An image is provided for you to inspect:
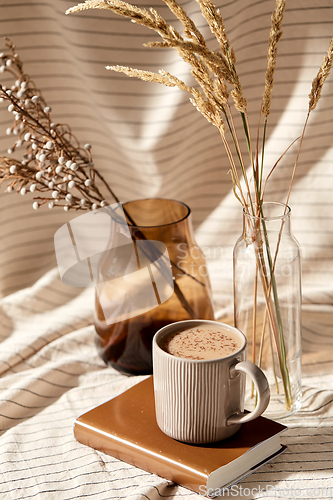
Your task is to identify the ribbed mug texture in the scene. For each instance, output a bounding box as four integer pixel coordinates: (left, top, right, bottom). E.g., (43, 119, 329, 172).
(153, 322, 246, 443)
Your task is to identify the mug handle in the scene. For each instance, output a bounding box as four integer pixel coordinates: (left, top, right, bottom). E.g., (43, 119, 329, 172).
(226, 360, 270, 425)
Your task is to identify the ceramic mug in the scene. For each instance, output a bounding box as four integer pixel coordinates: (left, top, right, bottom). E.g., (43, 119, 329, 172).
(153, 320, 270, 443)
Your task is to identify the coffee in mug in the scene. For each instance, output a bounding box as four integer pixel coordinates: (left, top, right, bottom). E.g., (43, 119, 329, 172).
(161, 324, 243, 360)
(153, 320, 270, 443)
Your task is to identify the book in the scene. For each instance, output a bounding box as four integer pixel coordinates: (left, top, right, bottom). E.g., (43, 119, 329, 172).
(73, 376, 287, 498)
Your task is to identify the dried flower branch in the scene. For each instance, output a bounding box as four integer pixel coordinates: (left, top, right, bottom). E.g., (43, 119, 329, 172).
(66, 0, 244, 134)
(65, 0, 333, 216)
(0, 38, 116, 212)
(308, 36, 333, 112)
(162, 0, 205, 46)
(261, 0, 286, 117)
(107, 65, 189, 89)
(196, 0, 246, 112)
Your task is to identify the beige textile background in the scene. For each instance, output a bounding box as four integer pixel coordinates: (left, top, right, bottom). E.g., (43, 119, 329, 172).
(0, 0, 333, 499)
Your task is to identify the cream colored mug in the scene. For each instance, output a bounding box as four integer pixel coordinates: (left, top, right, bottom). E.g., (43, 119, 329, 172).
(153, 320, 270, 443)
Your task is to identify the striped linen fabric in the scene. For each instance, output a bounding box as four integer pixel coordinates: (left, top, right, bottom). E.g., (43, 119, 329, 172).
(0, 0, 333, 498)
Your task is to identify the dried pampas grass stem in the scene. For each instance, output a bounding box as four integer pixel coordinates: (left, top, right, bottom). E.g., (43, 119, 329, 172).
(309, 36, 333, 112)
(261, 0, 286, 117)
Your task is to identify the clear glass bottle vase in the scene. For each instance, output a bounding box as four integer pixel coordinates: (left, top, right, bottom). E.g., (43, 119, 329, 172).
(233, 202, 302, 418)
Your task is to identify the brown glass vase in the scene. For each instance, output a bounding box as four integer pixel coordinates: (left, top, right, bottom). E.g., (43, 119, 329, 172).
(94, 198, 215, 375)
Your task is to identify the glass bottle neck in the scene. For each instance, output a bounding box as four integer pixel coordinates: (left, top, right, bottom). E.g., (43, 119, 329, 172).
(242, 203, 291, 239)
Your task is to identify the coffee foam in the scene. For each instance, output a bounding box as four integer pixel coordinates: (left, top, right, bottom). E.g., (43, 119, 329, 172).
(161, 324, 243, 360)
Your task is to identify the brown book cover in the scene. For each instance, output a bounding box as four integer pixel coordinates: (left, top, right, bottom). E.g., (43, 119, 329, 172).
(73, 376, 287, 498)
